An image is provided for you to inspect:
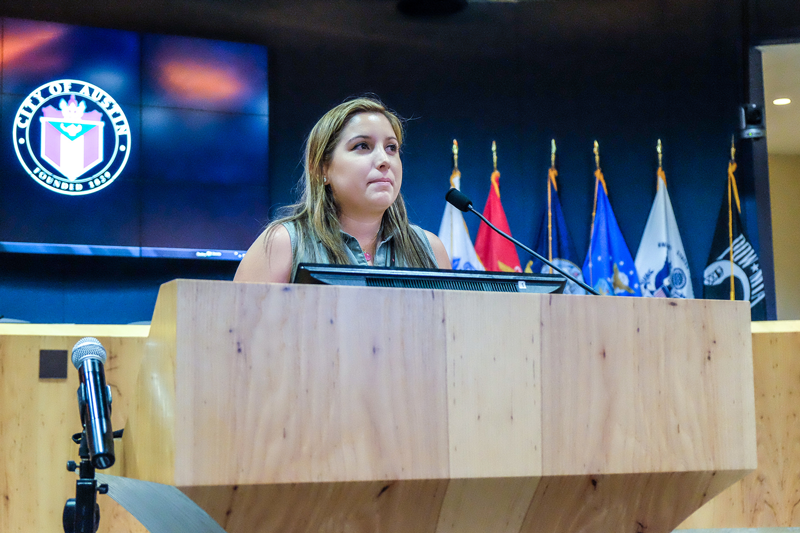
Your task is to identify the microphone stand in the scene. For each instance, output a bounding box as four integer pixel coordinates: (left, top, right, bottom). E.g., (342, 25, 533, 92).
(63, 431, 106, 533)
(63, 428, 124, 533)
(468, 206, 600, 296)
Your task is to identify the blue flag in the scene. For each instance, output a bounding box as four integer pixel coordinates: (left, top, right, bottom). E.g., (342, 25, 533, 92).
(582, 171, 642, 296)
(526, 168, 586, 294)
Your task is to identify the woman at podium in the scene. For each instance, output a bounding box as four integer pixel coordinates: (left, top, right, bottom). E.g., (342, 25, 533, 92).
(234, 97, 450, 283)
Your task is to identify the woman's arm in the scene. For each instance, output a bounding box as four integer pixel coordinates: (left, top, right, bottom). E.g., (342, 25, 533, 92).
(233, 225, 293, 283)
(424, 230, 452, 269)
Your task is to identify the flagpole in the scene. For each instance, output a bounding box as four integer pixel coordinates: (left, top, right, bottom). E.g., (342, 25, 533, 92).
(657, 139, 663, 170)
(588, 140, 602, 286)
(728, 137, 736, 300)
(547, 140, 557, 273)
(452, 139, 459, 176)
(450, 139, 459, 255)
(489, 140, 502, 198)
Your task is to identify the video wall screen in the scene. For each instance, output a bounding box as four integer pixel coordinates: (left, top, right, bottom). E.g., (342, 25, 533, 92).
(0, 18, 269, 260)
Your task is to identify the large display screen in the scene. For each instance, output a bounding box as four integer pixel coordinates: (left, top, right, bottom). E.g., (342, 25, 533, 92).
(0, 18, 269, 260)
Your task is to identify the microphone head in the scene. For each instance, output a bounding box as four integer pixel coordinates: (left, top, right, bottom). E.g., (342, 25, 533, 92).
(72, 337, 107, 368)
(445, 188, 473, 212)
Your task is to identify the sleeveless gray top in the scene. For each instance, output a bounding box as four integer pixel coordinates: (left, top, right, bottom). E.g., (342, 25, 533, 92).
(283, 221, 436, 282)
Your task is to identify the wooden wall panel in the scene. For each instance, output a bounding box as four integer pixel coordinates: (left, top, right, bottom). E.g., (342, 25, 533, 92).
(435, 477, 540, 533)
(520, 470, 748, 533)
(122, 282, 757, 532)
(2, 284, 769, 533)
(181, 479, 448, 533)
(443, 291, 542, 478)
(540, 295, 756, 476)
(677, 320, 800, 528)
(748, 325, 800, 525)
(172, 281, 450, 486)
(121, 283, 178, 485)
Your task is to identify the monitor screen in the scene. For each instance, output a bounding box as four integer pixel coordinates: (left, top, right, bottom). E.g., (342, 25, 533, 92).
(294, 263, 567, 294)
(0, 17, 269, 260)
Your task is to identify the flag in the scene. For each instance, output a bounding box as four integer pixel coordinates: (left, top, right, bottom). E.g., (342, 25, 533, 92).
(526, 167, 586, 294)
(438, 168, 484, 271)
(582, 169, 642, 296)
(634, 168, 694, 298)
(703, 159, 767, 319)
(474, 169, 522, 272)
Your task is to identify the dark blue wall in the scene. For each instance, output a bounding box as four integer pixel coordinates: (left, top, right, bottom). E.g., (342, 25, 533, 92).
(0, 0, 762, 323)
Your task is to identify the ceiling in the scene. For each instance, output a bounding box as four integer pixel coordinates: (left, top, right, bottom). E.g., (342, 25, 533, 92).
(761, 43, 800, 155)
(4, 0, 798, 154)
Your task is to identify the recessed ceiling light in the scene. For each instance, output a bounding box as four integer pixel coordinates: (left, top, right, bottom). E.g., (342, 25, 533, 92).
(773, 98, 792, 106)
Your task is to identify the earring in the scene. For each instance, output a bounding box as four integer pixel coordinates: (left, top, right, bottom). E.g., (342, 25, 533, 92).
(323, 176, 327, 183)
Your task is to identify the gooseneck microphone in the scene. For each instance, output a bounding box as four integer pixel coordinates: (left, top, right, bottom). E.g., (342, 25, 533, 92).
(72, 337, 115, 469)
(445, 188, 599, 296)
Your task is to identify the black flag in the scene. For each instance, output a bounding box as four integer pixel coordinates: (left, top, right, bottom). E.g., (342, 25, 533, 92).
(702, 158, 767, 320)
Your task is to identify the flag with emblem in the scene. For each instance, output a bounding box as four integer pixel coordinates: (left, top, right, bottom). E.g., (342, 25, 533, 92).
(634, 158, 694, 298)
(703, 150, 767, 319)
(438, 142, 484, 271)
(474, 144, 521, 272)
(582, 163, 641, 296)
(526, 156, 586, 294)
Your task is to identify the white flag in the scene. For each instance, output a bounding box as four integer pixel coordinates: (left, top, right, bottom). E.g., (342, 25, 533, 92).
(438, 171, 484, 271)
(635, 171, 693, 298)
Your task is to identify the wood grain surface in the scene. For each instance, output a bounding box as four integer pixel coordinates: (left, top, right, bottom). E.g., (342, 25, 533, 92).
(677, 322, 800, 528)
(182, 479, 449, 533)
(163, 280, 451, 485)
(1, 281, 771, 533)
(541, 295, 757, 475)
(436, 477, 540, 533)
(120, 281, 756, 533)
(442, 290, 542, 478)
(521, 470, 750, 533)
(122, 282, 178, 485)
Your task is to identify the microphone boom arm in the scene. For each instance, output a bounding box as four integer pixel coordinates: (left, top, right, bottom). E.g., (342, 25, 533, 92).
(446, 188, 599, 295)
(471, 207, 599, 295)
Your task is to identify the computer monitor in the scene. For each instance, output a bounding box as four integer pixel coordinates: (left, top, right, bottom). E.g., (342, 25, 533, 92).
(294, 263, 566, 294)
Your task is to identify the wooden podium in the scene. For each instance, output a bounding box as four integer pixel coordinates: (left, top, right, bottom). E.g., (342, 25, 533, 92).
(122, 279, 757, 533)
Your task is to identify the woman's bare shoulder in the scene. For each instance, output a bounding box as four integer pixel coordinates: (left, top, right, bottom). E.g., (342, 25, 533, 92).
(233, 224, 293, 283)
(423, 230, 452, 270)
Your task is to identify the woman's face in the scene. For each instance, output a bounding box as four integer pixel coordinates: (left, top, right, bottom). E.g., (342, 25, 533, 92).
(324, 112, 402, 219)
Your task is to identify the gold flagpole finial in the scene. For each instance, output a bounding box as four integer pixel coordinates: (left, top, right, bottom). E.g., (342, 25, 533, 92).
(492, 141, 498, 172)
(657, 139, 663, 169)
(593, 140, 600, 170)
(452, 139, 459, 171)
(551, 139, 556, 168)
(730, 135, 736, 162)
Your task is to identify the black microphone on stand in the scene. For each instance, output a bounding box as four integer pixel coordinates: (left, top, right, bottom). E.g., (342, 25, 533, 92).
(72, 337, 115, 469)
(63, 337, 116, 533)
(445, 188, 599, 296)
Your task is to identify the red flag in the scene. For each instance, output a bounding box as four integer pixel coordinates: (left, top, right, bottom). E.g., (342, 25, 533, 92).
(474, 170, 522, 272)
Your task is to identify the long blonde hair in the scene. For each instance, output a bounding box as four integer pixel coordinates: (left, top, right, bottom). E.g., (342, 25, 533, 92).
(267, 97, 436, 274)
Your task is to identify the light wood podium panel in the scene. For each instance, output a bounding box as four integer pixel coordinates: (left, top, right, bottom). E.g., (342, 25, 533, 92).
(121, 280, 757, 533)
(677, 320, 800, 529)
